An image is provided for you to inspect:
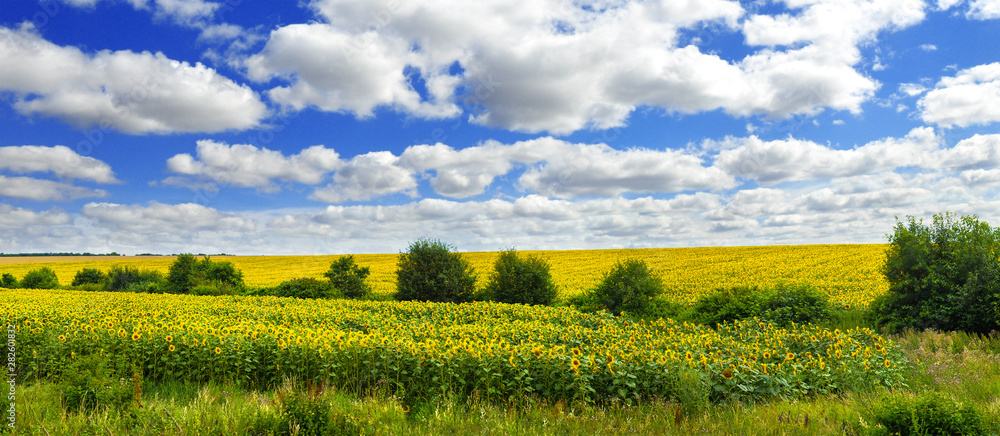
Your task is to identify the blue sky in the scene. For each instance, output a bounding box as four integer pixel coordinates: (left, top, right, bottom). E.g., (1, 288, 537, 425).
(1, 0, 999, 255)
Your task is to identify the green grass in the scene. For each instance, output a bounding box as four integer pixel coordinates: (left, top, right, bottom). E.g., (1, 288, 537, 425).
(7, 328, 1000, 435)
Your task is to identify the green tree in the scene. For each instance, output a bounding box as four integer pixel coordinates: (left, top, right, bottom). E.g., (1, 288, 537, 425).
(324, 255, 371, 299)
(166, 254, 244, 294)
(72, 268, 107, 287)
(869, 212, 1000, 334)
(483, 249, 558, 305)
(587, 259, 664, 316)
(20, 267, 60, 289)
(0, 273, 16, 288)
(395, 239, 476, 303)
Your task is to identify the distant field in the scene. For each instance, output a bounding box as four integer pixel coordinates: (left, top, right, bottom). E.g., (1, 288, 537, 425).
(0, 244, 890, 307)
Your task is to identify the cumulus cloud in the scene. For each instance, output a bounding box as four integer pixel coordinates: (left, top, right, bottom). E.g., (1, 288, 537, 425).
(310, 152, 418, 203)
(81, 202, 255, 234)
(0, 176, 108, 201)
(241, 0, 923, 135)
(711, 127, 941, 184)
(165, 140, 341, 191)
(0, 145, 119, 183)
(0, 24, 268, 134)
(919, 62, 1000, 128)
(967, 0, 1000, 19)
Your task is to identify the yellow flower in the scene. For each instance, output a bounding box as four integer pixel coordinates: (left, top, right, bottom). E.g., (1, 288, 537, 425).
(214, 347, 222, 354)
(165, 335, 173, 342)
(785, 352, 795, 361)
(571, 358, 581, 369)
(571, 348, 581, 357)
(132, 332, 141, 341)
(71, 352, 76, 359)
(762, 351, 771, 360)
(685, 351, 693, 362)
(169, 345, 175, 352)
(722, 368, 734, 380)
(58, 334, 66, 342)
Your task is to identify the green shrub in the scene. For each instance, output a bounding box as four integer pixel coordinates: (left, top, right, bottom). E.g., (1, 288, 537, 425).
(867, 393, 986, 436)
(758, 283, 835, 327)
(59, 354, 134, 412)
(72, 268, 107, 287)
(0, 273, 16, 288)
(267, 278, 341, 299)
(324, 255, 372, 299)
(103, 266, 165, 293)
(688, 286, 762, 327)
(869, 213, 1000, 334)
(19, 267, 60, 289)
(166, 254, 244, 294)
(395, 239, 476, 303)
(586, 259, 664, 316)
(248, 385, 368, 436)
(483, 249, 558, 305)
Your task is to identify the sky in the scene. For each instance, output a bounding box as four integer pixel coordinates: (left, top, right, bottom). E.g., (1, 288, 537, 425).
(1, 0, 999, 255)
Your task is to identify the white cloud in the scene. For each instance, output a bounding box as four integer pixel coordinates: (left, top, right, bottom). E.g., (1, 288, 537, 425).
(0, 24, 268, 134)
(0, 176, 108, 201)
(711, 127, 940, 184)
(165, 140, 341, 191)
(919, 44, 938, 51)
(968, 0, 1000, 19)
(919, 62, 1000, 128)
(0, 145, 119, 183)
(61, 0, 220, 26)
(310, 152, 418, 203)
(899, 82, 928, 96)
(81, 202, 255, 234)
(241, 0, 923, 135)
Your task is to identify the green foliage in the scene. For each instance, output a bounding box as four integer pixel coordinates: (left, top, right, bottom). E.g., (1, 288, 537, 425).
(867, 393, 986, 436)
(103, 266, 165, 293)
(483, 249, 558, 305)
(20, 267, 60, 289)
(324, 255, 372, 299)
(687, 283, 835, 328)
(265, 277, 341, 299)
(72, 268, 107, 287)
(1, 272, 17, 288)
(248, 385, 368, 436)
(58, 354, 134, 412)
(395, 239, 476, 303)
(758, 283, 835, 327)
(688, 286, 762, 327)
(586, 259, 664, 316)
(166, 254, 244, 294)
(869, 213, 1000, 334)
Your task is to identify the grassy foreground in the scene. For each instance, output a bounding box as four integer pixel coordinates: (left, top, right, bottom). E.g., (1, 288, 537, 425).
(6, 329, 1000, 435)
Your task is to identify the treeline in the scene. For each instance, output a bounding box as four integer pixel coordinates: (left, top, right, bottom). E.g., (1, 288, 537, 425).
(0, 252, 122, 257)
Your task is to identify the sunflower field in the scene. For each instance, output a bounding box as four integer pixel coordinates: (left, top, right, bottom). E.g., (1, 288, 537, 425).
(0, 244, 889, 307)
(4, 288, 905, 407)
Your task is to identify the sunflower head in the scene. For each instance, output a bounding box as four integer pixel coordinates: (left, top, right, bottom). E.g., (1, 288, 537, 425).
(132, 332, 141, 341)
(570, 358, 581, 369)
(169, 345, 175, 352)
(722, 368, 734, 380)
(214, 347, 222, 355)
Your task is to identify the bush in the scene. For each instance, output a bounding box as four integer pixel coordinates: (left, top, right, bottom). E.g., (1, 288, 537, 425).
(0, 273, 17, 288)
(395, 239, 476, 303)
(483, 249, 558, 305)
(869, 213, 1000, 334)
(104, 266, 165, 293)
(267, 278, 340, 299)
(586, 259, 664, 316)
(867, 393, 986, 436)
(72, 268, 107, 287)
(166, 254, 244, 294)
(324, 255, 372, 299)
(688, 283, 835, 328)
(19, 267, 60, 289)
(758, 283, 835, 327)
(688, 286, 762, 327)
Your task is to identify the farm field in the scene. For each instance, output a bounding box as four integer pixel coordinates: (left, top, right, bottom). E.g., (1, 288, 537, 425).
(0, 244, 889, 307)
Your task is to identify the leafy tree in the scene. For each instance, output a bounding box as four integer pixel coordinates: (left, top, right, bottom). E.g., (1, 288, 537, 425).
(869, 212, 1000, 334)
(266, 278, 340, 299)
(587, 259, 664, 316)
(20, 267, 60, 289)
(103, 266, 164, 293)
(483, 249, 558, 305)
(166, 254, 244, 294)
(395, 239, 476, 303)
(0, 273, 16, 288)
(72, 268, 107, 287)
(324, 255, 371, 299)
